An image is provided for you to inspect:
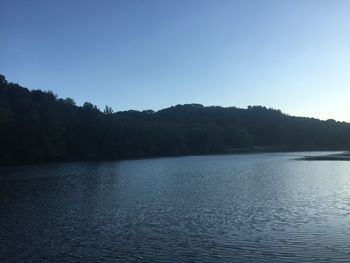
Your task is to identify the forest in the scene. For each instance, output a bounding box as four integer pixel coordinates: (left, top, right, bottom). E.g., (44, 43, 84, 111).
(1, 73, 350, 165)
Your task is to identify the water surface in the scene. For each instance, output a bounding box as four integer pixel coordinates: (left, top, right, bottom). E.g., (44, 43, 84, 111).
(1, 152, 350, 262)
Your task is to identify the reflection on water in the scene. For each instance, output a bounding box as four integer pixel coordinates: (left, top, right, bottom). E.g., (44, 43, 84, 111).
(1, 152, 350, 262)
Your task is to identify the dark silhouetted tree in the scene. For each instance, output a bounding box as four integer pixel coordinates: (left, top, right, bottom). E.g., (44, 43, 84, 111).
(0, 73, 350, 165)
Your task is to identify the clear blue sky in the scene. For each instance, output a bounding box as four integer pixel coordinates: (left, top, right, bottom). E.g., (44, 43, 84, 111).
(1, 0, 350, 121)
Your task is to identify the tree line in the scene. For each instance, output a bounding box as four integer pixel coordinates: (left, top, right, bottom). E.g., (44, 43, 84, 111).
(1, 73, 349, 165)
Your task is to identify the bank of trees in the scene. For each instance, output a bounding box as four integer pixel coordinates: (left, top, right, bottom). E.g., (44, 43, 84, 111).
(1, 74, 349, 165)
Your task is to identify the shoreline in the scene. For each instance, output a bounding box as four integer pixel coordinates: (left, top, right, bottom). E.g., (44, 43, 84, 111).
(1, 150, 349, 169)
(301, 151, 350, 161)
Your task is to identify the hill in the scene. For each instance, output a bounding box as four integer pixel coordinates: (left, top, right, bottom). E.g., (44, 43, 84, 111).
(1, 74, 350, 165)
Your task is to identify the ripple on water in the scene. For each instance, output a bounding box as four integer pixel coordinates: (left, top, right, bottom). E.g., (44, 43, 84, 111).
(1, 153, 350, 262)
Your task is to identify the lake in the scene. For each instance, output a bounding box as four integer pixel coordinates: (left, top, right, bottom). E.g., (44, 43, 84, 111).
(1, 152, 350, 262)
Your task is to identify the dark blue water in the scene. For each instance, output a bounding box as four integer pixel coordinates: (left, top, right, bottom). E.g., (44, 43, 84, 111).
(1, 152, 350, 262)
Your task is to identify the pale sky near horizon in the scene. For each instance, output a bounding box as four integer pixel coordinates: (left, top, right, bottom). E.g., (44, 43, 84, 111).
(1, 0, 350, 122)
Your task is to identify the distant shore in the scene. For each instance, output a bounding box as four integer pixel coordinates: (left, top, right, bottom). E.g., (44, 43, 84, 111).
(302, 152, 350, 161)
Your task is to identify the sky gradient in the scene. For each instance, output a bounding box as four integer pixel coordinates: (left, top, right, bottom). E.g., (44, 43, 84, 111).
(1, 0, 350, 122)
